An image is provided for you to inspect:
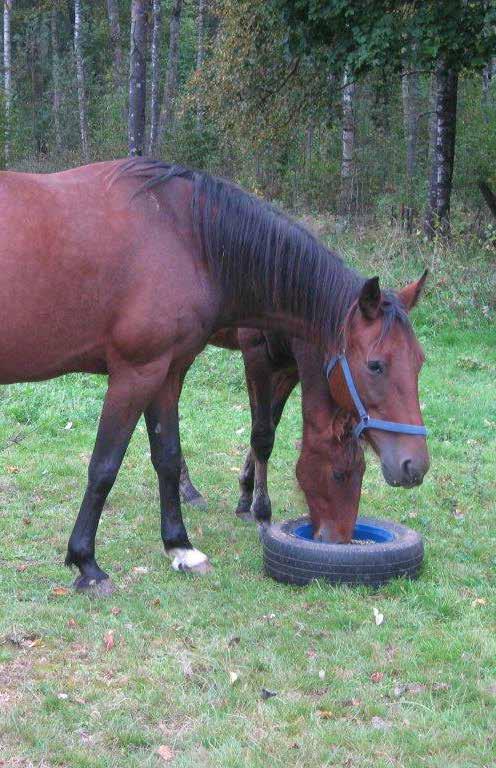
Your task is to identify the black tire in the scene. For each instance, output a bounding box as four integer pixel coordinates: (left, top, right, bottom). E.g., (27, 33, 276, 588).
(261, 516, 424, 587)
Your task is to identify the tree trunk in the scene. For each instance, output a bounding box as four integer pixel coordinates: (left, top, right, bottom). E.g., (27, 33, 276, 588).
(424, 59, 458, 239)
(338, 68, 356, 218)
(3, 0, 12, 166)
(196, 0, 206, 131)
(401, 65, 420, 193)
(128, 0, 149, 157)
(148, 0, 162, 155)
(106, 0, 123, 88)
(51, 8, 63, 154)
(158, 0, 183, 146)
(74, 0, 90, 162)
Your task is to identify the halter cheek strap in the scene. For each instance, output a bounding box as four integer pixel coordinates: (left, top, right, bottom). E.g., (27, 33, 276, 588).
(324, 354, 428, 440)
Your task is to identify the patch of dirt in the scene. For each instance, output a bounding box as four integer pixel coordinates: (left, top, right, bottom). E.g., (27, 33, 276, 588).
(0, 650, 33, 713)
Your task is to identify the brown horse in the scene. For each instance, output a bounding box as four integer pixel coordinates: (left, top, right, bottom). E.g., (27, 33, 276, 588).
(181, 277, 426, 544)
(0, 158, 428, 591)
(179, 328, 366, 543)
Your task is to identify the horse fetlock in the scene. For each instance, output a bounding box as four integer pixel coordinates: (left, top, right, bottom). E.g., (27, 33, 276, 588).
(251, 491, 272, 523)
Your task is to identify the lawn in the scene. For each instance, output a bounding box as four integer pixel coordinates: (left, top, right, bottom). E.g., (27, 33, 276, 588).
(0, 230, 495, 768)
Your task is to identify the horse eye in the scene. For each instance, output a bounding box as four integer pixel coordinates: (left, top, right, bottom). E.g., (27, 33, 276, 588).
(367, 360, 384, 374)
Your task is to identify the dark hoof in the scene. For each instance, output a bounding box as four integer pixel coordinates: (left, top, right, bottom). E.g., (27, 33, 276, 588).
(235, 509, 255, 522)
(73, 575, 116, 596)
(184, 492, 207, 510)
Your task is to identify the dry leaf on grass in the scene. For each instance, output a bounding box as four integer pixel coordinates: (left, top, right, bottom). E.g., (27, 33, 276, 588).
(373, 607, 384, 625)
(229, 670, 239, 684)
(103, 630, 115, 651)
(157, 744, 175, 762)
(51, 586, 70, 597)
(370, 671, 384, 683)
(317, 709, 333, 719)
(110, 606, 122, 616)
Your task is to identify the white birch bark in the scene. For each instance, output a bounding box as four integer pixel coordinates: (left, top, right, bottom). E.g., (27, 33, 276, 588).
(158, 0, 183, 145)
(3, 0, 12, 165)
(74, 0, 90, 162)
(148, 0, 162, 155)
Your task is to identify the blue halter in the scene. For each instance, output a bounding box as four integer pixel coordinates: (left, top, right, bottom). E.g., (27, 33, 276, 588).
(324, 354, 428, 440)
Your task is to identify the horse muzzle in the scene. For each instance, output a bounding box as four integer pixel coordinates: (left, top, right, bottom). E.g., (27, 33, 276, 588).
(381, 454, 430, 488)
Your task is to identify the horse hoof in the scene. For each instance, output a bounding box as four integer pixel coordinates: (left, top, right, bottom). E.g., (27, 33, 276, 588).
(178, 559, 213, 575)
(185, 493, 207, 510)
(169, 547, 212, 575)
(235, 510, 255, 523)
(73, 575, 116, 596)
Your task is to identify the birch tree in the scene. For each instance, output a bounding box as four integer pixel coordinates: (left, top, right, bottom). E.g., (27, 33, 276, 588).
(128, 0, 149, 157)
(196, 0, 206, 131)
(74, 0, 90, 162)
(424, 59, 458, 238)
(107, 0, 123, 89)
(51, 7, 62, 153)
(401, 65, 420, 193)
(338, 68, 356, 218)
(3, 0, 12, 165)
(148, 0, 162, 155)
(158, 0, 183, 145)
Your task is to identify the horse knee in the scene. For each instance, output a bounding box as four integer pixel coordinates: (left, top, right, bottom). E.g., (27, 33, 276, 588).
(152, 448, 181, 483)
(88, 459, 120, 497)
(251, 426, 274, 463)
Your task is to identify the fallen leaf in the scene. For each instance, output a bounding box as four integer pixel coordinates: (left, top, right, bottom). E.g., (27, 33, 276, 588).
(132, 566, 149, 575)
(471, 597, 487, 607)
(371, 716, 392, 730)
(261, 688, 277, 700)
(370, 671, 384, 684)
(151, 598, 161, 607)
(157, 745, 175, 762)
(229, 670, 239, 684)
(317, 709, 333, 719)
(16, 563, 28, 572)
(67, 618, 77, 629)
(110, 606, 122, 616)
(432, 682, 450, 692)
(342, 698, 361, 707)
(373, 607, 384, 626)
(6, 465, 20, 474)
(22, 517, 32, 526)
(51, 586, 70, 597)
(103, 630, 115, 651)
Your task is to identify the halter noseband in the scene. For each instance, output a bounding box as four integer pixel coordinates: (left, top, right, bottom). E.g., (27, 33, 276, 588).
(324, 354, 428, 440)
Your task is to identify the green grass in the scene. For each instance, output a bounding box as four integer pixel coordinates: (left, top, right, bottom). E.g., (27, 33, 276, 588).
(0, 229, 495, 768)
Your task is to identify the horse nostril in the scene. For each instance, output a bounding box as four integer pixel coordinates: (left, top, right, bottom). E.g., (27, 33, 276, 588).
(401, 458, 413, 480)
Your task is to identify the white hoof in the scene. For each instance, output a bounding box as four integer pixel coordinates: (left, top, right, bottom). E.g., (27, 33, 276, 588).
(168, 548, 212, 574)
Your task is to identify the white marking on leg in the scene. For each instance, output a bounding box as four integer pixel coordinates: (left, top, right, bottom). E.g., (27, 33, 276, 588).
(168, 547, 209, 572)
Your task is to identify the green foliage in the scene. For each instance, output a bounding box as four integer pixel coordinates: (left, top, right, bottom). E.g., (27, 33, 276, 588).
(272, 0, 496, 75)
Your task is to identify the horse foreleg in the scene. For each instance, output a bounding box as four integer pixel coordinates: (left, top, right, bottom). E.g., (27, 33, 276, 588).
(145, 378, 211, 574)
(66, 364, 166, 592)
(179, 453, 207, 509)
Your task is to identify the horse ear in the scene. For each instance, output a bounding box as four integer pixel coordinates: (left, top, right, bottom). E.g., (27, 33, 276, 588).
(358, 276, 381, 320)
(398, 269, 428, 312)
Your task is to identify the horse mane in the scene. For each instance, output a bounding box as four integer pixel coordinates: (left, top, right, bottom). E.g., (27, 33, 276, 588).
(115, 158, 408, 346)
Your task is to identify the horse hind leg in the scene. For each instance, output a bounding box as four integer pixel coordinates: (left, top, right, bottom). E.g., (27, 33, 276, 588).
(179, 453, 207, 509)
(66, 362, 168, 593)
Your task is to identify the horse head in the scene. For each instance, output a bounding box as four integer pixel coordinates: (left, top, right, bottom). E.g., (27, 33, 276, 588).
(326, 272, 429, 488)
